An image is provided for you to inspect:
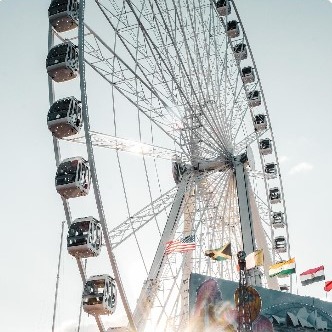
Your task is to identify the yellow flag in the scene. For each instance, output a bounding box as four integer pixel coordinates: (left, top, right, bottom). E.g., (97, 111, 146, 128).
(246, 249, 264, 270)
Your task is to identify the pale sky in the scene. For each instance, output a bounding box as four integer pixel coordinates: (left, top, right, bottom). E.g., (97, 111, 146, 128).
(1, 1, 332, 332)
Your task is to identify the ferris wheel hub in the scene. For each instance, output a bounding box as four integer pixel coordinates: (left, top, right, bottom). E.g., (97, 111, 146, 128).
(192, 157, 230, 173)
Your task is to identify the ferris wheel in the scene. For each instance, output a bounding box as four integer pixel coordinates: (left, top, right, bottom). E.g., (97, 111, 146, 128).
(46, 0, 292, 331)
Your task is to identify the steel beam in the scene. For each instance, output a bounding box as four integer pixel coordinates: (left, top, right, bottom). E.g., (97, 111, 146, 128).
(133, 172, 192, 331)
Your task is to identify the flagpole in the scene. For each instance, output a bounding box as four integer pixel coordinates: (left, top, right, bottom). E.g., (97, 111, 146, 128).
(51, 220, 65, 332)
(294, 272, 299, 295)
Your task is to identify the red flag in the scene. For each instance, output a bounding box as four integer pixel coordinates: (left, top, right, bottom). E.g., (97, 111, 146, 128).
(300, 265, 325, 286)
(324, 281, 332, 292)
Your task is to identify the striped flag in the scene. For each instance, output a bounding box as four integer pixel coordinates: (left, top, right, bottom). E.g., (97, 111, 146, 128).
(269, 258, 296, 277)
(300, 265, 325, 286)
(165, 235, 196, 254)
(324, 281, 332, 292)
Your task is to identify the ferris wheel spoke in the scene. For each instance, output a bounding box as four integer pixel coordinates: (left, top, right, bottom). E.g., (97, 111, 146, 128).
(148, 2, 196, 102)
(233, 128, 269, 156)
(180, 126, 226, 160)
(171, 1, 234, 152)
(213, 14, 253, 148)
(172, 1, 221, 122)
(209, 20, 236, 148)
(224, 78, 248, 146)
(94, 0, 190, 116)
(194, 172, 232, 233)
(85, 56, 185, 147)
(226, 73, 246, 128)
(198, 4, 224, 103)
(128, 0, 231, 155)
(77, 22, 193, 153)
(182, 171, 234, 281)
(83, 40, 177, 122)
(151, 0, 209, 104)
(93, 1, 181, 107)
(161, 1, 235, 155)
(195, 4, 250, 152)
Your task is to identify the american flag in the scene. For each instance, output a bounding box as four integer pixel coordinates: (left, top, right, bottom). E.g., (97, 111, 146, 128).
(165, 235, 196, 254)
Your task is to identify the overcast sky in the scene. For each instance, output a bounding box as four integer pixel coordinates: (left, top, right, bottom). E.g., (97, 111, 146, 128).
(0, 1, 332, 331)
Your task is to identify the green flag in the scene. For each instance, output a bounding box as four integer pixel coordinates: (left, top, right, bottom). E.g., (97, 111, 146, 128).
(205, 242, 232, 261)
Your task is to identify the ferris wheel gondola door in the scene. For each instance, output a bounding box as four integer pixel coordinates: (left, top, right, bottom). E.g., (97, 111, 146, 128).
(68, 98, 82, 131)
(48, 0, 79, 33)
(94, 222, 102, 251)
(78, 160, 90, 191)
(48, 97, 82, 138)
(88, 218, 102, 252)
(105, 277, 117, 315)
(46, 42, 79, 83)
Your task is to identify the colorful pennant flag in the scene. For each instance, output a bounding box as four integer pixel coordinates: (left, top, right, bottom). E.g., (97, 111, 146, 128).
(165, 235, 196, 255)
(205, 242, 232, 261)
(324, 281, 332, 292)
(246, 249, 264, 270)
(269, 258, 296, 277)
(300, 265, 325, 286)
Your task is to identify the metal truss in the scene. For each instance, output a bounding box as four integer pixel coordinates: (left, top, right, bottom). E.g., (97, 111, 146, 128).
(65, 131, 182, 161)
(109, 186, 177, 249)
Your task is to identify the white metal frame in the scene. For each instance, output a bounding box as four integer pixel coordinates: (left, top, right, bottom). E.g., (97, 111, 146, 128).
(47, 0, 292, 331)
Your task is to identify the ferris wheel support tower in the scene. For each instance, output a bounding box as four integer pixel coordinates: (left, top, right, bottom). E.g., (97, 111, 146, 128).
(234, 154, 262, 287)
